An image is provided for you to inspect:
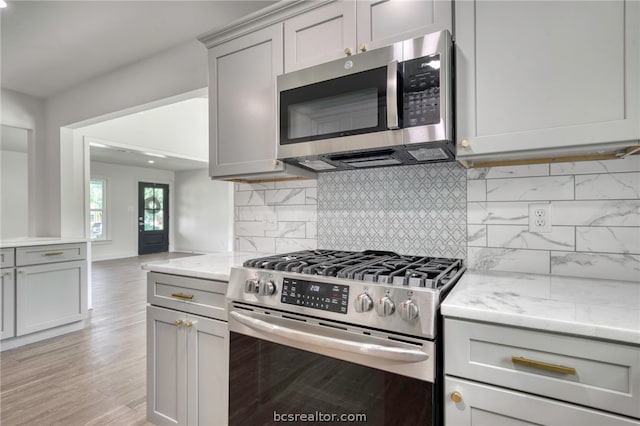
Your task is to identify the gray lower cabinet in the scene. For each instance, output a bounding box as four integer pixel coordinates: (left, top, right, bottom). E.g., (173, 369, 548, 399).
(15, 260, 86, 336)
(1, 267, 15, 340)
(147, 306, 228, 426)
(444, 318, 640, 425)
(455, 0, 640, 164)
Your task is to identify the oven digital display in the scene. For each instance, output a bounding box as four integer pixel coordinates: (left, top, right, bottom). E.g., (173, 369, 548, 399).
(281, 278, 349, 314)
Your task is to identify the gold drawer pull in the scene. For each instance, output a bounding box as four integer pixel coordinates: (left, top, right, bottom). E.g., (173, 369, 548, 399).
(171, 292, 194, 300)
(512, 356, 576, 375)
(44, 251, 65, 256)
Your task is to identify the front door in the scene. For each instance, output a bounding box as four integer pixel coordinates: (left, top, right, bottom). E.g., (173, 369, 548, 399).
(138, 182, 169, 255)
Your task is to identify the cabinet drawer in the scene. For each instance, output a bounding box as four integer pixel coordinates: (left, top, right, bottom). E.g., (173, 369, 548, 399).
(147, 272, 227, 321)
(16, 243, 86, 266)
(1, 248, 15, 268)
(445, 318, 640, 418)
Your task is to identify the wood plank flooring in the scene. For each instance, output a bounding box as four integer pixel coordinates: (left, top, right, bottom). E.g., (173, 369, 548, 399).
(1, 252, 197, 426)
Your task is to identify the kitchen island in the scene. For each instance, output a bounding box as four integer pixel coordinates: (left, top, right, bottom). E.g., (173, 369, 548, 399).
(442, 270, 640, 425)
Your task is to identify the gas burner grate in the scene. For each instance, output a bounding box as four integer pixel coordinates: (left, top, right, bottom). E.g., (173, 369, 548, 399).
(244, 250, 463, 288)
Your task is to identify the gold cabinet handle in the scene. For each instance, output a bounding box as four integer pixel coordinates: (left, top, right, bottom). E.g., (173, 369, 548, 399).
(450, 391, 463, 403)
(460, 139, 470, 148)
(2, 271, 12, 277)
(512, 356, 577, 375)
(344, 47, 352, 56)
(184, 321, 193, 328)
(359, 43, 367, 53)
(174, 319, 183, 326)
(272, 159, 280, 166)
(44, 251, 64, 256)
(171, 292, 194, 300)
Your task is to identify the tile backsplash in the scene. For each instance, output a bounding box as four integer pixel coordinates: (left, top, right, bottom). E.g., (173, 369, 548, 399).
(233, 156, 639, 282)
(467, 157, 640, 281)
(316, 163, 467, 259)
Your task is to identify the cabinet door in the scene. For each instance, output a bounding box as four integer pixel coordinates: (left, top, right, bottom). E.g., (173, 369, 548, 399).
(147, 306, 188, 426)
(208, 24, 285, 178)
(284, 1, 356, 72)
(356, 0, 452, 51)
(1, 269, 15, 340)
(15, 260, 86, 336)
(186, 314, 229, 426)
(445, 377, 640, 426)
(456, 0, 640, 161)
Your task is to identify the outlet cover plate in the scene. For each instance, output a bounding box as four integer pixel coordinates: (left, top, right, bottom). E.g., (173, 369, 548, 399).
(529, 203, 551, 233)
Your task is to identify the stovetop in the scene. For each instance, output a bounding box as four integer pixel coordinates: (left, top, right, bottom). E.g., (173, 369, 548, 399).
(243, 249, 463, 288)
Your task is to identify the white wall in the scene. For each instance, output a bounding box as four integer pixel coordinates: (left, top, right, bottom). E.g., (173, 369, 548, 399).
(174, 168, 234, 253)
(45, 39, 209, 239)
(0, 89, 45, 236)
(90, 161, 175, 261)
(0, 151, 29, 239)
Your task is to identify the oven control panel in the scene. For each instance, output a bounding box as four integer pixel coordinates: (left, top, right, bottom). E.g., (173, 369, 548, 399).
(281, 278, 349, 314)
(403, 54, 441, 128)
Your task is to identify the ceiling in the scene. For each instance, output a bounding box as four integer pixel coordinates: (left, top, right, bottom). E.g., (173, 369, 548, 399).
(0, 0, 275, 98)
(89, 144, 207, 172)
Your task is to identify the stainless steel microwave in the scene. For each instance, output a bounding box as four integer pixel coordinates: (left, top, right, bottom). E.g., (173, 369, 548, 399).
(277, 30, 453, 172)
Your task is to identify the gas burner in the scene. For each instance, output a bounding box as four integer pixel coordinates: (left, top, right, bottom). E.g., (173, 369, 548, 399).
(244, 250, 463, 288)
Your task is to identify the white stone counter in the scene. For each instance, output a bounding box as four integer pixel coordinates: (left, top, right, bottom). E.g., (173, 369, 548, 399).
(0, 238, 87, 248)
(442, 270, 640, 345)
(142, 251, 270, 282)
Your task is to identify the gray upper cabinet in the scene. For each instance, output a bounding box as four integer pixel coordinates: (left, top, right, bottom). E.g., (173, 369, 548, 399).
(456, 0, 640, 164)
(284, 0, 452, 73)
(356, 0, 452, 51)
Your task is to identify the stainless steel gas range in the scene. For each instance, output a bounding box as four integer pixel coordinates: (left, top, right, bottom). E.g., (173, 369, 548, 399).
(226, 250, 465, 425)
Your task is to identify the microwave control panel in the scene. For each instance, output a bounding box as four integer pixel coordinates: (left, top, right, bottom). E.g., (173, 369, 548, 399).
(403, 54, 441, 127)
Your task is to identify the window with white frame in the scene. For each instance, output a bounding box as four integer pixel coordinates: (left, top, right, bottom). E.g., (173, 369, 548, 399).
(89, 179, 106, 240)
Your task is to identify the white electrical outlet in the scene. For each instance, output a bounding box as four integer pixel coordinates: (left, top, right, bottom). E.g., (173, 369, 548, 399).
(529, 203, 551, 233)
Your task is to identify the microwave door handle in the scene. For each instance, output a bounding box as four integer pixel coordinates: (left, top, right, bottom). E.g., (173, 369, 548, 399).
(386, 60, 400, 130)
(230, 311, 428, 363)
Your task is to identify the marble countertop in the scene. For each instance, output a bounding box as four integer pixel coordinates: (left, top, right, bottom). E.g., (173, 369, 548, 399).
(0, 238, 88, 248)
(442, 270, 640, 345)
(142, 251, 270, 281)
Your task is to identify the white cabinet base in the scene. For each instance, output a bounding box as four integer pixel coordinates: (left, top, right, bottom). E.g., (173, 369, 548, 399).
(0, 320, 85, 352)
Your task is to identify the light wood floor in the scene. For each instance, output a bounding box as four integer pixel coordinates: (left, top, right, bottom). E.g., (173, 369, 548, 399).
(0, 252, 197, 426)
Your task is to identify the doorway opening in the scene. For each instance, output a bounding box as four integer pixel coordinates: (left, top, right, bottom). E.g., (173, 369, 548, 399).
(138, 182, 169, 254)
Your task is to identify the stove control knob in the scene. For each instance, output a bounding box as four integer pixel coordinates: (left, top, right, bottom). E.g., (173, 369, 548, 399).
(244, 278, 259, 294)
(375, 296, 395, 317)
(399, 299, 419, 321)
(258, 280, 277, 296)
(354, 293, 373, 312)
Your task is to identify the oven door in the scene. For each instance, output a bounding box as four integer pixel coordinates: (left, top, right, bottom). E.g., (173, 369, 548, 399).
(228, 305, 437, 425)
(277, 42, 403, 161)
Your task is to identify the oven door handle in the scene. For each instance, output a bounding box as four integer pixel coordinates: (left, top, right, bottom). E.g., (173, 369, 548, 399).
(230, 311, 429, 363)
(386, 60, 400, 130)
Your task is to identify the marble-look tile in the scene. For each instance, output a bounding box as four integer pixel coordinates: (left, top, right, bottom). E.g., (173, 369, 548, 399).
(467, 247, 550, 274)
(305, 188, 317, 205)
(484, 164, 550, 179)
(467, 180, 486, 202)
(237, 206, 277, 223)
(306, 222, 317, 239)
(551, 251, 640, 282)
(265, 188, 306, 205)
(575, 172, 640, 200)
(467, 225, 487, 247)
(276, 205, 317, 222)
(550, 156, 640, 175)
(576, 227, 640, 254)
(234, 190, 265, 206)
(265, 222, 306, 238)
(275, 179, 317, 189)
(275, 238, 317, 253)
(487, 225, 575, 251)
(237, 182, 275, 191)
(467, 168, 489, 180)
(467, 202, 529, 225)
(236, 237, 276, 253)
(551, 200, 640, 227)
(486, 176, 574, 201)
(235, 221, 265, 237)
